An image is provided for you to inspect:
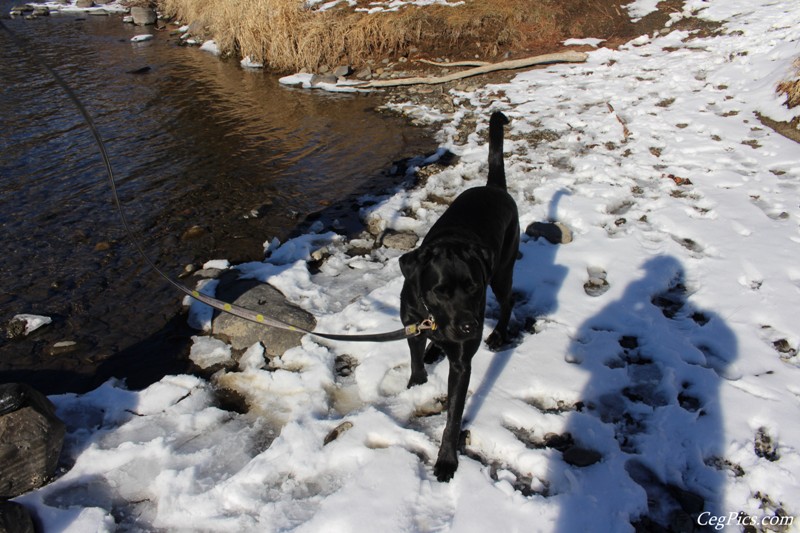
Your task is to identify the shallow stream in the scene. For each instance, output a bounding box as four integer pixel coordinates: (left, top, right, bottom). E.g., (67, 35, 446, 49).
(0, 4, 433, 393)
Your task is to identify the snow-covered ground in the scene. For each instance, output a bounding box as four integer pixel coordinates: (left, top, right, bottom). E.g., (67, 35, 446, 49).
(15, 0, 800, 531)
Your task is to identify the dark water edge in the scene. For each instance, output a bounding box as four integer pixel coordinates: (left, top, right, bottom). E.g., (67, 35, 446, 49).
(0, 6, 435, 394)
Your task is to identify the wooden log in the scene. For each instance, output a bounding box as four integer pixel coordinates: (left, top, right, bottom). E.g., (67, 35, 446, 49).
(359, 51, 588, 88)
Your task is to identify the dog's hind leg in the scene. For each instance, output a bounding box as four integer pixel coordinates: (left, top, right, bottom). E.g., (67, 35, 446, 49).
(486, 266, 516, 350)
(407, 335, 428, 387)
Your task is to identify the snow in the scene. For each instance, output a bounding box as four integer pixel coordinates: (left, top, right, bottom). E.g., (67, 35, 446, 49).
(37, 0, 129, 14)
(200, 40, 221, 56)
(14, 1, 800, 531)
(12, 314, 52, 335)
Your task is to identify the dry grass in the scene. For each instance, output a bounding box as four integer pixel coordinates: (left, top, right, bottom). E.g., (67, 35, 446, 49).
(157, 0, 573, 71)
(777, 58, 800, 109)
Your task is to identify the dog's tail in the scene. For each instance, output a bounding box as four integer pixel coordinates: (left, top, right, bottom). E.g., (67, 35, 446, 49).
(487, 111, 510, 190)
(486, 111, 509, 190)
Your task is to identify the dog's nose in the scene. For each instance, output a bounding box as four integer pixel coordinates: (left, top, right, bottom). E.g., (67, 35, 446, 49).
(459, 320, 479, 336)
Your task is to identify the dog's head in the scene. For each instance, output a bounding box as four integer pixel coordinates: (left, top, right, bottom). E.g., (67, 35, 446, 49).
(400, 242, 492, 342)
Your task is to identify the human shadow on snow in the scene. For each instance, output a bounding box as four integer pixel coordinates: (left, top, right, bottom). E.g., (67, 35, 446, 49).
(555, 255, 737, 532)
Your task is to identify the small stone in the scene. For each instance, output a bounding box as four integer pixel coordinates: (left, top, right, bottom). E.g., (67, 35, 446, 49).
(130, 6, 157, 25)
(181, 225, 207, 241)
(333, 65, 352, 78)
(323, 421, 353, 445)
(48, 340, 78, 356)
(380, 231, 418, 251)
(584, 267, 610, 297)
(310, 73, 337, 86)
(562, 446, 602, 467)
(75, 0, 93, 7)
(754, 427, 779, 462)
(94, 241, 111, 251)
(525, 221, 573, 244)
(355, 66, 372, 80)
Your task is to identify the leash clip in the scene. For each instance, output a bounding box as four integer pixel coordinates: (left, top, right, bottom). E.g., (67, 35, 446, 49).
(405, 316, 437, 337)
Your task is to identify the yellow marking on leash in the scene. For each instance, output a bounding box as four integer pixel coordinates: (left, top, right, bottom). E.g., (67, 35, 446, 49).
(256, 314, 265, 323)
(224, 303, 232, 312)
(192, 290, 200, 298)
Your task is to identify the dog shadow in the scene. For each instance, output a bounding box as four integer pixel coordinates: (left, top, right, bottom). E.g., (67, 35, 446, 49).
(556, 255, 737, 530)
(464, 190, 571, 424)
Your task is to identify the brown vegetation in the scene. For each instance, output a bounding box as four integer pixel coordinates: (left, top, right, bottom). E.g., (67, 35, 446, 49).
(156, 0, 635, 72)
(777, 58, 800, 109)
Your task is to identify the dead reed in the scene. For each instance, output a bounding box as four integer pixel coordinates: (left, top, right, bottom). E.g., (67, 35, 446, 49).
(157, 0, 568, 71)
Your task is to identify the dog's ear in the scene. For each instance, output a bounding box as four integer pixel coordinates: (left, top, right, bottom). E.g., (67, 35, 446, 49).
(399, 248, 422, 280)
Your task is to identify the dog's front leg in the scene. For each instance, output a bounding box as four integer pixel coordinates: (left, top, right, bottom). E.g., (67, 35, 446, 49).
(434, 346, 474, 482)
(407, 335, 428, 388)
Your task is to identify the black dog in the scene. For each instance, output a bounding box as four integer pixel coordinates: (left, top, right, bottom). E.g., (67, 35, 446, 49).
(399, 111, 519, 482)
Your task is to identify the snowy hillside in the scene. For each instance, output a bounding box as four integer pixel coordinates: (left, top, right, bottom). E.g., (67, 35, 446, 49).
(16, 0, 800, 531)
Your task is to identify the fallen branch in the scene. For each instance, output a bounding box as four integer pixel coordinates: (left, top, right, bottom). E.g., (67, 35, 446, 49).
(415, 58, 491, 68)
(358, 51, 588, 88)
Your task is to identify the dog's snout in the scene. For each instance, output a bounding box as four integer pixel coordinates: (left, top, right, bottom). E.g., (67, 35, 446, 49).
(459, 320, 479, 336)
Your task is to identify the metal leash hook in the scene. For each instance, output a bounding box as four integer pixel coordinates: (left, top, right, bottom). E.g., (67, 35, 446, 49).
(1, 19, 419, 344)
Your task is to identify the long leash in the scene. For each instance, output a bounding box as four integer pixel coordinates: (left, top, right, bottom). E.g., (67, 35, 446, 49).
(1, 19, 434, 343)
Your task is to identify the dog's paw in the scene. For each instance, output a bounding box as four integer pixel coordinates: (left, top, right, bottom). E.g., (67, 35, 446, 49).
(434, 457, 458, 482)
(485, 330, 508, 351)
(407, 372, 428, 388)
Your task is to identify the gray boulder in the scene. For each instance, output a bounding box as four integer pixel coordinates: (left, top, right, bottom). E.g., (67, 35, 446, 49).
(212, 277, 316, 357)
(0, 384, 65, 499)
(75, 0, 93, 7)
(130, 6, 157, 25)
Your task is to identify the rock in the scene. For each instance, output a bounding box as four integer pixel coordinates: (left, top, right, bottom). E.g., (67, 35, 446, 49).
(0, 384, 65, 499)
(212, 278, 316, 357)
(31, 6, 50, 16)
(562, 446, 602, 467)
(3, 318, 26, 340)
(47, 340, 79, 356)
(5, 315, 52, 339)
(525, 221, 573, 244)
(355, 66, 372, 80)
(380, 230, 418, 251)
(323, 421, 353, 445)
(10, 6, 34, 16)
(75, 0, 93, 7)
(310, 73, 337, 86)
(181, 225, 207, 241)
(130, 6, 157, 25)
(333, 65, 352, 78)
(0, 501, 35, 533)
(584, 266, 610, 297)
(755, 426, 780, 462)
(94, 0, 112, 3)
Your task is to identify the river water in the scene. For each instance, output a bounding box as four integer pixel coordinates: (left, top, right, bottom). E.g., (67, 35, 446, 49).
(0, 4, 433, 394)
